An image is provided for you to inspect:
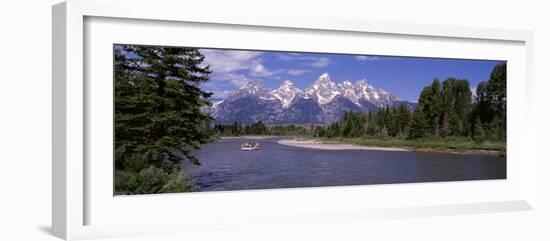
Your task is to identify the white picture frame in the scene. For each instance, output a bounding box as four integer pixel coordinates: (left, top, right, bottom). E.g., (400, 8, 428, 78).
(52, 0, 535, 240)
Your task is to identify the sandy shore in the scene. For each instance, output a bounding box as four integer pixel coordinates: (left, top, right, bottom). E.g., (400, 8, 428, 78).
(278, 139, 411, 152)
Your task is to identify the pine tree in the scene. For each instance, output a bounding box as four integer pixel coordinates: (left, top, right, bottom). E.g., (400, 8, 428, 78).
(366, 111, 377, 136)
(379, 126, 389, 139)
(408, 109, 428, 139)
(350, 112, 365, 138)
(487, 63, 507, 140)
(449, 113, 462, 136)
(433, 121, 440, 138)
(440, 112, 450, 137)
(342, 111, 353, 137)
(395, 103, 412, 134)
(418, 79, 442, 135)
(473, 118, 486, 143)
(471, 63, 506, 141)
(326, 122, 342, 138)
(114, 45, 213, 169)
(387, 107, 399, 137)
(454, 79, 472, 130)
(487, 63, 507, 114)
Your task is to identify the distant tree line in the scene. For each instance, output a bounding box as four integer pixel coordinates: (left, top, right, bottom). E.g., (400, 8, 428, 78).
(215, 63, 506, 143)
(213, 121, 309, 136)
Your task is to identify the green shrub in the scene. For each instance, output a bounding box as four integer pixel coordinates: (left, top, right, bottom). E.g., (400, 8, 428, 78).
(115, 166, 198, 195)
(121, 152, 149, 172)
(163, 171, 199, 193)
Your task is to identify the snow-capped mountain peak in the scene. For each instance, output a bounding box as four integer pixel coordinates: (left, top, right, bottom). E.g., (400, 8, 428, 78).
(230, 80, 272, 100)
(305, 73, 341, 105)
(340, 80, 354, 88)
(318, 72, 330, 80)
(270, 80, 302, 108)
(231, 74, 403, 107)
(339, 80, 359, 105)
(355, 79, 373, 100)
(355, 79, 369, 88)
(280, 80, 297, 90)
(208, 72, 413, 124)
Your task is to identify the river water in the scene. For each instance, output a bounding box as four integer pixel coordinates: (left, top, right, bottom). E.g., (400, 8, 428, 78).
(184, 138, 505, 192)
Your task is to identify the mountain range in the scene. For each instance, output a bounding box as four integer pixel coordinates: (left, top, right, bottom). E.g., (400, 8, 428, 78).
(205, 73, 416, 124)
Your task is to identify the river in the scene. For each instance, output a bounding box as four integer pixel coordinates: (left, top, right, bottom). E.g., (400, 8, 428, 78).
(184, 137, 506, 192)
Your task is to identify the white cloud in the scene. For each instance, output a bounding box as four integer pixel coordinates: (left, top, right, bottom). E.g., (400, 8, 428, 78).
(278, 54, 331, 69)
(355, 55, 379, 61)
(200, 49, 262, 74)
(211, 90, 234, 99)
(199, 50, 332, 96)
(287, 69, 310, 76)
(250, 63, 283, 77)
(199, 49, 281, 87)
(201, 72, 252, 91)
(309, 57, 330, 68)
(224, 73, 251, 87)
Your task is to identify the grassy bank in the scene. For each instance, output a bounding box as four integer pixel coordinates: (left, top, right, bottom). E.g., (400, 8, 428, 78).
(318, 136, 506, 154)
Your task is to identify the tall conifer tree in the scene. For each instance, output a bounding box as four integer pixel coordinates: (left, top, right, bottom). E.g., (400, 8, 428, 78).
(114, 45, 213, 169)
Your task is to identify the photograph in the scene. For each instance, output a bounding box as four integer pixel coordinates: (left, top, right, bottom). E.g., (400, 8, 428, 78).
(3, 0, 547, 240)
(113, 44, 507, 195)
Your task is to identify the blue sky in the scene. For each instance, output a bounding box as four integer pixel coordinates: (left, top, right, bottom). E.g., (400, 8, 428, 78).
(198, 48, 504, 102)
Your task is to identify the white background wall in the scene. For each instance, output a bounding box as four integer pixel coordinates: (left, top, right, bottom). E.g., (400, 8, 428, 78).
(0, 0, 548, 240)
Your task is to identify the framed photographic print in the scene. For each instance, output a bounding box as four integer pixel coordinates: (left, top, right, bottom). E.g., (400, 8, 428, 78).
(52, 0, 535, 240)
(113, 44, 507, 194)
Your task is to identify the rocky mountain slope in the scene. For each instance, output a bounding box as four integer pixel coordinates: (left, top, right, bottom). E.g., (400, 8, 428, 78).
(207, 73, 416, 124)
